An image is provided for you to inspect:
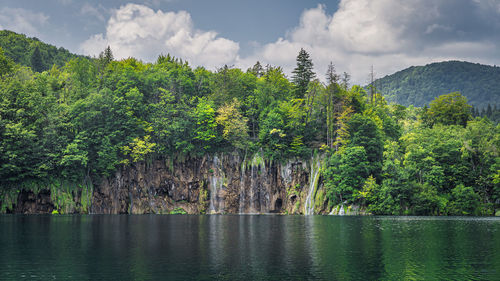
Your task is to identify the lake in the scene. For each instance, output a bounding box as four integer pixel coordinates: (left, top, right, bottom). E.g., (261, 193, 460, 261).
(1, 215, 499, 280)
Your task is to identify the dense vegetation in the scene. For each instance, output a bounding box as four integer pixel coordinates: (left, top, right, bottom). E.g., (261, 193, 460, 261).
(0, 33, 498, 215)
(0, 30, 85, 72)
(375, 61, 500, 111)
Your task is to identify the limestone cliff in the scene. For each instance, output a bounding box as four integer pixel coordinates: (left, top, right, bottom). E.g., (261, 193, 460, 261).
(1, 152, 333, 215)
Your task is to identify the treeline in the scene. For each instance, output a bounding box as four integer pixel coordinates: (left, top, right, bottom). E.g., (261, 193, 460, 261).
(0, 30, 85, 72)
(472, 104, 500, 124)
(0, 43, 498, 215)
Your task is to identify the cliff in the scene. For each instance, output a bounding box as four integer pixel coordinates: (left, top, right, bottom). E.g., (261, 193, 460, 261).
(1, 152, 343, 215)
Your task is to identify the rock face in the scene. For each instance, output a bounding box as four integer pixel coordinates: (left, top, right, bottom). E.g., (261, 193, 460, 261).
(3, 152, 332, 215)
(14, 190, 54, 214)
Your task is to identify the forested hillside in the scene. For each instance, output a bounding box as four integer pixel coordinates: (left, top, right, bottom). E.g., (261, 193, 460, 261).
(0, 30, 85, 72)
(375, 61, 500, 110)
(0, 37, 498, 215)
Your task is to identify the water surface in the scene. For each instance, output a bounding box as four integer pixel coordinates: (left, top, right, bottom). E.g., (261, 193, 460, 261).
(1, 215, 499, 280)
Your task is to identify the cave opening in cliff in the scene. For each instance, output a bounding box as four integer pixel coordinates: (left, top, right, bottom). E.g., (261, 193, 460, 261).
(274, 198, 283, 211)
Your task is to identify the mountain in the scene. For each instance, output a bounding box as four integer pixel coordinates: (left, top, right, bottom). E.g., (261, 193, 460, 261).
(0, 30, 86, 72)
(374, 61, 500, 109)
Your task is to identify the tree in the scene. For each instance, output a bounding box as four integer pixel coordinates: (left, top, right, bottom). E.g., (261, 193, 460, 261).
(323, 146, 370, 204)
(30, 46, 44, 72)
(121, 135, 157, 165)
(448, 184, 481, 215)
(103, 46, 114, 63)
(0, 47, 13, 76)
(247, 61, 264, 77)
(215, 99, 249, 150)
(423, 92, 472, 127)
(326, 62, 340, 85)
(292, 48, 315, 99)
(97, 46, 114, 74)
(341, 72, 350, 91)
(325, 62, 340, 148)
(347, 113, 384, 177)
(192, 97, 217, 151)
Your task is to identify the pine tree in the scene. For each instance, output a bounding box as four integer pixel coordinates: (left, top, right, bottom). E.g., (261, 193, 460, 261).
(248, 61, 264, 77)
(486, 104, 493, 118)
(30, 46, 44, 72)
(326, 62, 340, 85)
(98, 46, 114, 67)
(341, 72, 351, 91)
(325, 62, 339, 148)
(97, 46, 114, 78)
(368, 65, 376, 104)
(292, 48, 315, 99)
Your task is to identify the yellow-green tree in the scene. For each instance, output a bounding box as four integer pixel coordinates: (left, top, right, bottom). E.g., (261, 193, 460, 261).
(215, 99, 249, 150)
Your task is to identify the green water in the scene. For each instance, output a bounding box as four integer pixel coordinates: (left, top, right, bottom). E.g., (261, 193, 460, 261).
(0, 215, 499, 280)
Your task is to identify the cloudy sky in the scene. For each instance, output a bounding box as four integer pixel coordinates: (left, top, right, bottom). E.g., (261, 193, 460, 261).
(1, 0, 499, 83)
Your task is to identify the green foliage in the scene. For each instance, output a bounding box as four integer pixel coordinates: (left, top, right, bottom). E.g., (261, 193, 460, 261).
(323, 146, 370, 204)
(423, 92, 471, 127)
(411, 183, 445, 215)
(0, 30, 85, 71)
(0, 34, 497, 216)
(347, 113, 384, 177)
(122, 135, 157, 165)
(192, 97, 217, 151)
(0, 47, 14, 76)
(376, 60, 500, 110)
(30, 46, 44, 72)
(292, 48, 315, 99)
(215, 99, 249, 150)
(448, 185, 481, 215)
(169, 207, 187, 215)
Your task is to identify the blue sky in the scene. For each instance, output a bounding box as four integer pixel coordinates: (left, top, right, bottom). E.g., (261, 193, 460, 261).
(0, 0, 499, 83)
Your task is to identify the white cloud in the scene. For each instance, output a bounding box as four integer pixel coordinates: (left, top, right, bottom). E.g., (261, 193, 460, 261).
(80, 4, 239, 69)
(0, 7, 49, 37)
(80, 1, 500, 84)
(238, 0, 500, 84)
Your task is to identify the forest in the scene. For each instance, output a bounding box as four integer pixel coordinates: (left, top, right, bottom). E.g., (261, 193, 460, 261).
(375, 60, 500, 113)
(0, 30, 498, 215)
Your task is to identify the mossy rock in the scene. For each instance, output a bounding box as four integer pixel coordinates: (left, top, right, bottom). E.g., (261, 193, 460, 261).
(495, 210, 500, 217)
(170, 207, 187, 214)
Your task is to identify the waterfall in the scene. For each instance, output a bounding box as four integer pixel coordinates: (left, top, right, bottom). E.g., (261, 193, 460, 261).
(339, 205, 345, 215)
(250, 164, 256, 213)
(209, 155, 223, 214)
(260, 161, 268, 213)
(129, 190, 134, 214)
(232, 152, 268, 214)
(304, 155, 321, 215)
(238, 158, 246, 214)
(148, 187, 156, 214)
(280, 161, 293, 185)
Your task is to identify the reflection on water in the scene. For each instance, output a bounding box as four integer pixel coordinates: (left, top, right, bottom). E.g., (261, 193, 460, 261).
(0, 215, 499, 280)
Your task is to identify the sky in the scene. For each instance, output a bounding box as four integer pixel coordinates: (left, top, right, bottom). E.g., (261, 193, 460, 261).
(0, 0, 499, 84)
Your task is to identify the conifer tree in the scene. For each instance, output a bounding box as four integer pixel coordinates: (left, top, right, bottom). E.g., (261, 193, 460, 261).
(98, 46, 114, 67)
(248, 61, 264, 77)
(292, 48, 315, 99)
(30, 46, 44, 72)
(325, 62, 339, 148)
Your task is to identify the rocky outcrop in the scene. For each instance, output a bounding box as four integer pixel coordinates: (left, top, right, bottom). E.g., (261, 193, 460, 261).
(2, 152, 336, 215)
(14, 189, 54, 214)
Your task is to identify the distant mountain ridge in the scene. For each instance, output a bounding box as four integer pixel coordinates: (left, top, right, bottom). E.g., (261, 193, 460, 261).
(0, 30, 86, 72)
(374, 61, 500, 109)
